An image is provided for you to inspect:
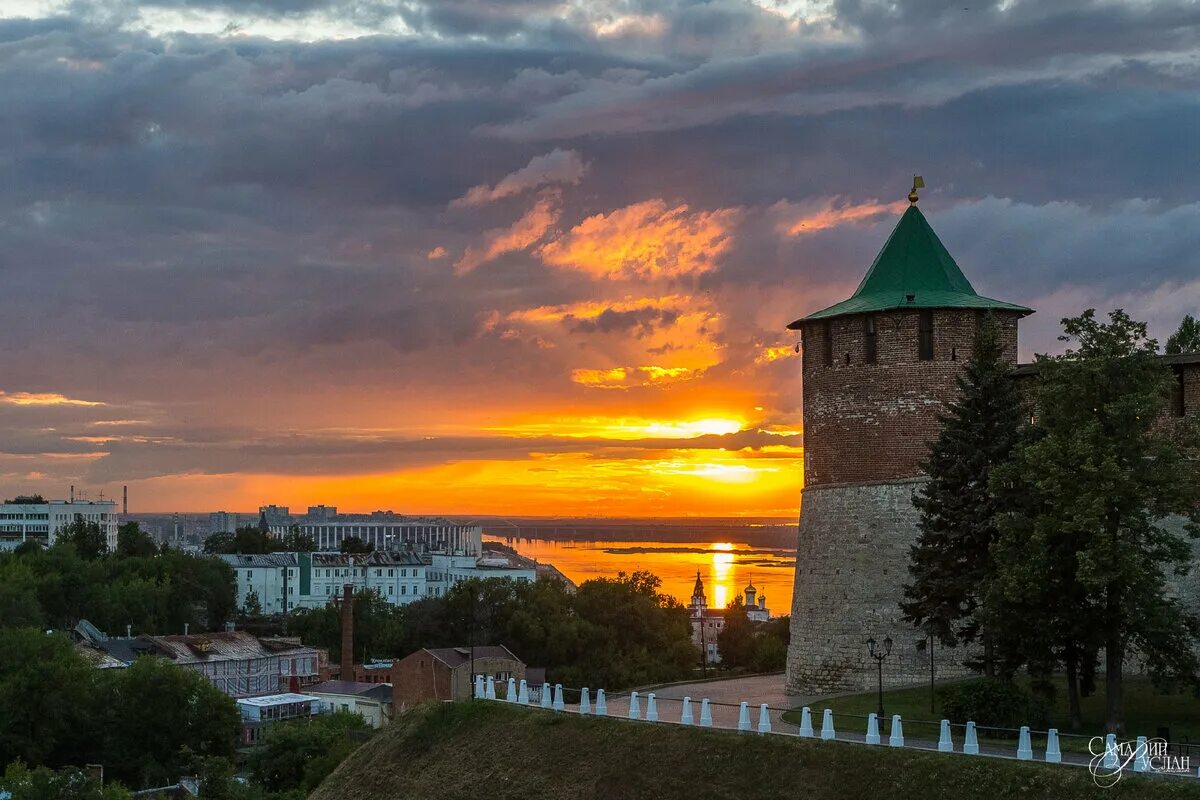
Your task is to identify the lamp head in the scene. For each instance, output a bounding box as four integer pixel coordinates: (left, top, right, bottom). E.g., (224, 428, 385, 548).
(866, 636, 877, 656)
(883, 635, 893, 656)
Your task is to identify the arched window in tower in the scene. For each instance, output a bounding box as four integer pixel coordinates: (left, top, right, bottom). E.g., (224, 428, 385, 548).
(918, 310, 934, 361)
(864, 315, 877, 364)
(821, 320, 833, 366)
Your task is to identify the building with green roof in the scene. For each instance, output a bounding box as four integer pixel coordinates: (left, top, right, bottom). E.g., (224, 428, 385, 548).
(785, 189, 1034, 697)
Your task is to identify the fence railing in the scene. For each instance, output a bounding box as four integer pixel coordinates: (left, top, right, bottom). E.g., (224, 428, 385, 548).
(470, 675, 1200, 782)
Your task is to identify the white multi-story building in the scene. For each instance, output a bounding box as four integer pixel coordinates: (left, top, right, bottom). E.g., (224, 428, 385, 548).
(208, 511, 243, 534)
(220, 549, 537, 612)
(425, 552, 537, 597)
(260, 505, 482, 555)
(0, 496, 118, 551)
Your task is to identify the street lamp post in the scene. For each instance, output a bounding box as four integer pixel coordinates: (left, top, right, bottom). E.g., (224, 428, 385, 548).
(866, 635, 893, 720)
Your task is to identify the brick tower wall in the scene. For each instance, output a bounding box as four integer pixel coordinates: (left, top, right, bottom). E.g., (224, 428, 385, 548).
(786, 308, 1022, 696)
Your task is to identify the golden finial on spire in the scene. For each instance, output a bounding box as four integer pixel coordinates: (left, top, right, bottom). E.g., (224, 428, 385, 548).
(908, 175, 925, 204)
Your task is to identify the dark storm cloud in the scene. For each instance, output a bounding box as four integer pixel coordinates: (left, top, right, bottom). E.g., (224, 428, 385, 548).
(565, 306, 681, 336)
(0, 1, 1198, 494)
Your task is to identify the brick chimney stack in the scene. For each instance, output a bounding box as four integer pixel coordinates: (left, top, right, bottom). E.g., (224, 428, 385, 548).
(340, 584, 354, 681)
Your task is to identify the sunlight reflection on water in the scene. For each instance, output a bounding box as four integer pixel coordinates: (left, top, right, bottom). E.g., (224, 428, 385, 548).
(487, 536, 796, 611)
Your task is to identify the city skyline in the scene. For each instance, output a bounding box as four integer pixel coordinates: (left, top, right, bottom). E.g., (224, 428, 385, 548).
(1, 1, 1197, 514)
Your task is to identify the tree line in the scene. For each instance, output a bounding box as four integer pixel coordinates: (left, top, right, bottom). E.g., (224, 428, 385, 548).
(0, 524, 236, 636)
(285, 570, 699, 691)
(902, 310, 1200, 734)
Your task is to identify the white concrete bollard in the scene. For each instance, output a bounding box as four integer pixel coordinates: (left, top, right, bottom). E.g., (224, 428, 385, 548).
(579, 687, 591, 715)
(865, 713, 881, 745)
(798, 707, 814, 738)
(700, 698, 713, 727)
(628, 691, 641, 720)
(938, 719, 953, 752)
(1045, 728, 1061, 763)
(485, 676, 496, 701)
(1017, 726, 1032, 760)
(540, 683, 552, 709)
(889, 715, 904, 748)
(646, 693, 658, 722)
(595, 689, 607, 716)
(474, 674, 484, 700)
(553, 683, 565, 712)
(517, 679, 529, 705)
(737, 702, 751, 733)
(681, 696, 694, 726)
(820, 709, 835, 740)
(506, 677, 517, 702)
(963, 721, 979, 755)
(1134, 736, 1150, 773)
(757, 704, 772, 735)
(1102, 733, 1119, 769)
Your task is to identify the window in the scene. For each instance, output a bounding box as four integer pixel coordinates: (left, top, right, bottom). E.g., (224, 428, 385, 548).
(1172, 370, 1186, 417)
(821, 321, 833, 366)
(864, 315, 877, 364)
(918, 310, 934, 361)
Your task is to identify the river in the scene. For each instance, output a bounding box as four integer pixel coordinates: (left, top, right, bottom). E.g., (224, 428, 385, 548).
(486, 535, 797, 613)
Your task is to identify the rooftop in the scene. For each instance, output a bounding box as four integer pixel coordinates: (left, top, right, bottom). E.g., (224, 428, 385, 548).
(421, 645, 522, 669)
(790, 203, 1032, 326)
(307, 681, 393, 702)
(237, 693, 319, 708)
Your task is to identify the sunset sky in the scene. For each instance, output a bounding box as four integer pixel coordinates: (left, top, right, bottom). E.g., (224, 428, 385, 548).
(1, 0, 1197, 514)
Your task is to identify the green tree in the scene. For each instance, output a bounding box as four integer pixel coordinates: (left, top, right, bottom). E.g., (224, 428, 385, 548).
(203, 532, 236, 554)
(0, 763, 131, 800)
(1165, 313, 1200, 354)
(248, 712, 369, 794)
(97, 657, 240, 788)
(115, 522, 158, 558)
(715, 598, 755, 669)
(278, 525, 315, 553)
(986, 309, 1200, 734)
(339, 536, 372, 554)
(901, 317, 1026, 677)
(0, 629, 97, 768)
(242, 588, 263, 616)
(55, 520, 108, 560)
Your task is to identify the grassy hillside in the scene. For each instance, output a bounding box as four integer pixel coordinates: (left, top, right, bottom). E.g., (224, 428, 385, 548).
(311, 702, 1200, 800)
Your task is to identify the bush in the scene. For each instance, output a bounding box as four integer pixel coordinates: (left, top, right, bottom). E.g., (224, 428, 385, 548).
(939, 679, 1049, 733)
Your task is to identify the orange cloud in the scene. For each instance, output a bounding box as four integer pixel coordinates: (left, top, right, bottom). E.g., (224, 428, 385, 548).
(455, 192, 560, 273)
(540, 199, 738, 280)
(571, 364, 700, 389)
(754, 344, 796, 364)
(0, 391, 104, 407)
(778, 198, 908, 236)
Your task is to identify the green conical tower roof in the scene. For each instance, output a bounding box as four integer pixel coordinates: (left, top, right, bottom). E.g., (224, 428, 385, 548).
(789, 204, 1031, 327)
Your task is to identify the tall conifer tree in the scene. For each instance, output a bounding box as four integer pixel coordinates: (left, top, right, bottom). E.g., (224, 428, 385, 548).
(984, 309, 1200, 734)
(902, 316, 1025, 676)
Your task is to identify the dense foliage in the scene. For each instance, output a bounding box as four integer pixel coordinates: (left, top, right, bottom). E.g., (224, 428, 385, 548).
(288, 571, 697, 689)
(904, 308, 1200, 734)
(0, 628, 239, 790)
(716, 598, 790, 672)
(0, 762, 131, 800)
(204, 525, 315, 555)
(248, 712, 369, 794)
(0, 538, 236, 635)
(938, 679, 1049, 732)
(1165, 313, 1200, 354)
(984, 309, 1200, 733)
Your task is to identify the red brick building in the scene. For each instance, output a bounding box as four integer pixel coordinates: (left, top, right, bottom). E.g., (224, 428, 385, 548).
(391, 645, 525, 708)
